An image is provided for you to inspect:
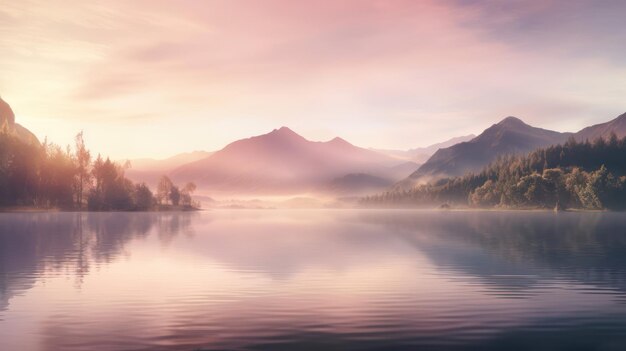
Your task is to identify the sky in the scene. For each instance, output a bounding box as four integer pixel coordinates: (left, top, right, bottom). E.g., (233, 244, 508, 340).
(1, 0, 626, 159)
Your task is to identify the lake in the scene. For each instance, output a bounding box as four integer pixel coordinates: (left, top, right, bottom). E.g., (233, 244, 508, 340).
(2, 210, 626, 350)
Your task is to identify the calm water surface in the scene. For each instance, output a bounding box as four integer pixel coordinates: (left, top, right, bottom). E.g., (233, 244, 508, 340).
(2, 210, 626, 350)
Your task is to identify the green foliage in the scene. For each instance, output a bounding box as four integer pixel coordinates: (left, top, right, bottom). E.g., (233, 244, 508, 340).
(363, 134, 626, 210)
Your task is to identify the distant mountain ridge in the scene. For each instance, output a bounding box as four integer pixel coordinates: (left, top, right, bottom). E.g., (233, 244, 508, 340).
(398, 116, 572, 188)
(170, 127, 403, 196)
(5, 94, 625, 200)
(575, 112, 626, 141)
(128, 151, 213, 170)
(373, 134, 475, 163)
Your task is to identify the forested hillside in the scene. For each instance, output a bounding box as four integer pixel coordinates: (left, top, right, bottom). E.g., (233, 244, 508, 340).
(362, 134, 626, 210)
(0, 130, 196, 210)
(399, 117, 571, 187)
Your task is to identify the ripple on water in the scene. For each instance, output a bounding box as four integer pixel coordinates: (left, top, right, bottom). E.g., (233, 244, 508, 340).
(2, 210, 626, 350)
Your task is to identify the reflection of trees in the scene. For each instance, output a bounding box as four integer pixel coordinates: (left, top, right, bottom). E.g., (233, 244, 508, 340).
(155, 212, 196, 245)
(355, 211, 626, 294)
(0, 212, 196, 312)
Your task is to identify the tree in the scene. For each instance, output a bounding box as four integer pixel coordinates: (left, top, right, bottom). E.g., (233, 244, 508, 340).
(157, 175, 173, 205)
(542, 168, 567, 207)
(134, 183, 154, 210)
(169, 185, 181, 206)
(0, 128, 165, 211)
(181, 182, 196, 206)
(42, 143, 75, 208)
(88, 157, 133, 210)
(183, 182, 196, 195)
(469, 180, 499, 207)
(74, 131, 91, 209)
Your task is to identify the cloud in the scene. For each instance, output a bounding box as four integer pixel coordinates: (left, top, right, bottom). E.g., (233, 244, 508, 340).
(1, 0, 625, 158)
(454, 0, 626, 61)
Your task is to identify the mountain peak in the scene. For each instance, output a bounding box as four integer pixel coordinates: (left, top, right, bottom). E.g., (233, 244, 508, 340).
(328, 136, 351, 146)
(270, 126, 297, 135)
(171, 126, 398, 196)
(497, 116, 527, 128)
(403, 114, 568, 186)
(266, 126, 304, 140)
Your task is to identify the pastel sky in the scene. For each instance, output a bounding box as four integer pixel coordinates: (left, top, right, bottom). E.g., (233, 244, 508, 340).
(1, 0, 626, 159)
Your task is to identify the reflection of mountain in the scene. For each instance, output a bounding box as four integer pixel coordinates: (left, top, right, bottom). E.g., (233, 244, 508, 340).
(3, 211, 626, 351)
(134, 210, 412, 279)
(4, 211, 626, 308)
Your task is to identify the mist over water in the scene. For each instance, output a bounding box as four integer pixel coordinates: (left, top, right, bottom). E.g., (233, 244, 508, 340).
(2, 210, 626, 350)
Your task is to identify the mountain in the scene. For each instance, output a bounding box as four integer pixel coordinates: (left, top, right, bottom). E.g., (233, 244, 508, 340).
(398, 117, 571, 187)
(406, 134, 477, 163)
(0, 97, 39, 144)
(386, 161, 422, 180)
(575, 112, 626, 141)
(124, 151, 212, 187)
(170, 127, 401, 196)
(365, 133, 626, 210)
(0, 97, 15, 126)
(373, 134, 475, 163)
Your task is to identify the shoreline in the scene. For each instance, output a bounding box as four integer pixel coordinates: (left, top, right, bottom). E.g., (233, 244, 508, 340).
(0, 206, 612, 213)
(0, 206, 202, 213)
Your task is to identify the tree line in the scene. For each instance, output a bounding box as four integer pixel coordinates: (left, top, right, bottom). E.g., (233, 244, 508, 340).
(0, 129, 197, 210)
(362, 134, 626, 210)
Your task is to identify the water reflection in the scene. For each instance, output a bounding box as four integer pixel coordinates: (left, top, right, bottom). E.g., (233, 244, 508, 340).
(358, 211, 626, 293)
(0, 212, 195, 310)
(1, 210, 626, 350)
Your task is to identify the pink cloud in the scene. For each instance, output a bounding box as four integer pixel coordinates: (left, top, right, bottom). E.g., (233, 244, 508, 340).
(1, 0, 625, 158)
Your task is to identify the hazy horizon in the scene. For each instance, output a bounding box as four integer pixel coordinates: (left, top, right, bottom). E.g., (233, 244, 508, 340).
(2, 0, 626, 159)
